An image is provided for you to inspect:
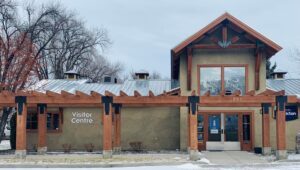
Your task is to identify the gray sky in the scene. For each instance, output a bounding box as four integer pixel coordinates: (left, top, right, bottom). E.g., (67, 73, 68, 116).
(29, 0, 300, 78)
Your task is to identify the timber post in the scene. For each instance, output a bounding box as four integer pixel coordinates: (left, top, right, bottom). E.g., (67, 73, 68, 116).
(15, 96, 27, 158)
(102, 96, 113, 158)
(275, 95, 287, 159)
(113, 104, 122, 154)
(261, 103, 271, 155)
(37, 103, 47, 154)
(188, 94, 200, 161)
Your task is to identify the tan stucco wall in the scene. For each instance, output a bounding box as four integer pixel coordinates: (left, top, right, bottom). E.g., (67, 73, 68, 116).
(121, 107, 180, 151)
(179, 48, 267, 96)
(27, 107, 103, 151)
(270, 104, 300, 151)
(27, 107, 180, 151)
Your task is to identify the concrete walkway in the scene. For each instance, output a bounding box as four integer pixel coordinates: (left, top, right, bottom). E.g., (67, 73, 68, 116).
(202, 151, 268, 165)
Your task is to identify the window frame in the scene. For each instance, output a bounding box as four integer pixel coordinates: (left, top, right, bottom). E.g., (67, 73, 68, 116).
(26, 108, 63, 133)
(197, 64, 248, 96)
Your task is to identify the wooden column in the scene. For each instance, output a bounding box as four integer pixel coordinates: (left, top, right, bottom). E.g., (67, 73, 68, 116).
(275, 96, 287, 159)
(37, 104, 47, 154)
(102, 96, 113, 158)
(255, 49, 262, 90)
(15, 96, 27, 158)
(187, 48, 192, 91)
(188, 95, 199, 161)
(261, 103, 271, 155)
(113, 104, 121, 153)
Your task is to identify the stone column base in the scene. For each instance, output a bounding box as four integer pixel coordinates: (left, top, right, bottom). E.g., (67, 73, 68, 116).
(262, 147, 271, 155)
(189, 149, 200, 161)
(113, 147, 121, 154)
(276, 150, 287, 160)
(15, 150, 26, 159)
(103, 150, 113, 159)
(37, 146, 47, 155)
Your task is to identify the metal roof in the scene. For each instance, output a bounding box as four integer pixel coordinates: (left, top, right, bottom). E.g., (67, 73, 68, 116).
(30, 79, 173, 96)
(267, 79, 300, 98)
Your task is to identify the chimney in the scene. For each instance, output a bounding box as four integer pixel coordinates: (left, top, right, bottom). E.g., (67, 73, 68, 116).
(103, 75, 118, 84)
(270, 69, 287, 80)
(64, 70, 80, 80)
(134, 70, 149, 80)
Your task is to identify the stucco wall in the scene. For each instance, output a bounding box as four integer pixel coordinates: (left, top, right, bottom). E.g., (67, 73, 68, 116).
(27, 107, 103, 151)
(121, 107, 180, 151)
(27, 107, 180, 152)
(270, 104, 300, 151)
(179, 48, 267, 96)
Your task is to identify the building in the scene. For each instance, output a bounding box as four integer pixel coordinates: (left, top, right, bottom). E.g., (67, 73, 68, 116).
(4, 13, 300, 160)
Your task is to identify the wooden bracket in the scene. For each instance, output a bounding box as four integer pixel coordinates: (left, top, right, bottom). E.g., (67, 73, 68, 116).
(15, 96, 26, 115)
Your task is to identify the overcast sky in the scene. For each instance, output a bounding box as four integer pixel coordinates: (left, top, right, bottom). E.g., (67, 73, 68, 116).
(26, 0, 300, 78)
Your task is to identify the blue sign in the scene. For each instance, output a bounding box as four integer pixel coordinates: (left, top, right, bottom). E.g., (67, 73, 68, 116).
(285, 106, 298, 121)
(209, 116, 220, 134)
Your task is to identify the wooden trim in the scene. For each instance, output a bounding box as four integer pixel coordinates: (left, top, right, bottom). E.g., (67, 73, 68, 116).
(255, 50, 262, 90)
(197, 110, 254, 151)
(187, 48, 192, 90)
(193, 44, 256, 49)
(172, 12, 282, 54)
(197, 64, 249, 96)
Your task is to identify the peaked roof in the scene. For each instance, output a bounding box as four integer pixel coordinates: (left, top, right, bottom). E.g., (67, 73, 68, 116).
(171, 12, 282, 55)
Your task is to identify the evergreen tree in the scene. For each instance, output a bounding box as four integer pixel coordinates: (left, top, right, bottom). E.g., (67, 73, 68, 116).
(266, 59, 277, 79)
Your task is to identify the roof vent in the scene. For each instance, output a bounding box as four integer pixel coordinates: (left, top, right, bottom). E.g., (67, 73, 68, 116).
(134, 70, 149, 80)
(64, 70, 80, 80)
(270, 69, 287, 80)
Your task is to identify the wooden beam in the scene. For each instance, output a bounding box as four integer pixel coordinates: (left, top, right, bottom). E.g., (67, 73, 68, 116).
(75, 90, 90, 98)
(61, 90, 74, 97)
(148, 90, 155, 97)
(230, 36, 240, 43)
(193, 44, 256, 49)
(91, 91, 102, 98)
(187, 47, 192, 91)
(105, 90, 115, 96)
(222, 26, 227, 42)
(134, 90, 141, 97)
(255, 49, 262, 90)
(16, 100, 27, 155)
(119, 90, 128, 96)
(37, 104, 47, 154)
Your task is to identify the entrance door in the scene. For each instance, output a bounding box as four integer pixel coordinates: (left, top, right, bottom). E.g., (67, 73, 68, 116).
(206, 113, 240, 150)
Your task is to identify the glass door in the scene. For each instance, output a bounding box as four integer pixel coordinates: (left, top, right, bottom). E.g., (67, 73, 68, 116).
(208, 115, 221, 141)
(225, 114, 239, 141)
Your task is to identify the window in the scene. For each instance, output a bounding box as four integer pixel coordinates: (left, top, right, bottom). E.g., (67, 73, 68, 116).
(47, 113, 60, 130)
(27, 112, 61, 131)
(199, 65, 247, 96)
(104, 76, 112, 83)
(197, 115, 204, 142)
(224, 67, 246, 95)
(242, 115, 251, 142)
(27, 113, 38, 130)
(200, 67, 221, 96)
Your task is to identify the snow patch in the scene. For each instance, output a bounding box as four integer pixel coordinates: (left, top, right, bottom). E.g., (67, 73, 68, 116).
(0, 140, 10, 150)
(288, 153, 300, 160)
(197, 158, 210, 164)
(175, 163, 199, 169)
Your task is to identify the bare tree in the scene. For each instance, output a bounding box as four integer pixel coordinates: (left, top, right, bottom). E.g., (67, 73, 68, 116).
(149, 71, 162, 80)
(0, 0, 70, 141)
(78, 55, 123, 83)
(36, 6, 111, 79)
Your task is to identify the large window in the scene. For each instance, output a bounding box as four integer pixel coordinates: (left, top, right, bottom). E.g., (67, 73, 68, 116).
(200, 67, 221, 96)
(199, 65, 246, 96)
(27, 112, 61, 132)
(224, 67, 246, 95)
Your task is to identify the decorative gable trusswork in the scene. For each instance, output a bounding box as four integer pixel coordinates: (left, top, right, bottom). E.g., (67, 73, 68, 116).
(171, 12, 282, 91)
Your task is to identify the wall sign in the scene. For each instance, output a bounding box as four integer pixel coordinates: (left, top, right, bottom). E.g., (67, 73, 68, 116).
(274, 105, 298, 121)
(71, 112, 94, 124)
(209, 116, 220, 134)
(285, 106, 298, 121)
